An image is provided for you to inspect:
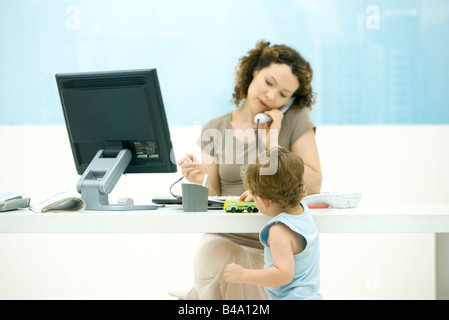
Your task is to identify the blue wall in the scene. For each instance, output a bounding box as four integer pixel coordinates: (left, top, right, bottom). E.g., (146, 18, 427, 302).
(1, 0, 448, 125)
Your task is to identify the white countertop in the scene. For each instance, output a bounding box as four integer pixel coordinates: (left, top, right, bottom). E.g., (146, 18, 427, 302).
(1, 204, 449, 234)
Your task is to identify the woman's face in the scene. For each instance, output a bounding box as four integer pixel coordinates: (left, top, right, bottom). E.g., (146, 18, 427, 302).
(247, 63, 299, 114)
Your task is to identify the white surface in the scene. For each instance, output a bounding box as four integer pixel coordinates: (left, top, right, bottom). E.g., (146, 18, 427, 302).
(1, 205, 449, 234)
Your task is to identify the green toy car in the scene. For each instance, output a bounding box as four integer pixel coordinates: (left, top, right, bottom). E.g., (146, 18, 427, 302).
(223, 199, 258, 213)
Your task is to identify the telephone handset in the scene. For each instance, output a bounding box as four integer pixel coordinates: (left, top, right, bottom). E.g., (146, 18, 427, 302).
(253, 97, 294, 124)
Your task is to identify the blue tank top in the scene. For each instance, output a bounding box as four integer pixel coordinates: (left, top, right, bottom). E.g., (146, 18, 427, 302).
(259, 202, 322, 300)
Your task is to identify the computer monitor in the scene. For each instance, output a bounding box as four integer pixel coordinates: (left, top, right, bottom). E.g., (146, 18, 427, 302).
(56, 69, 177, 211)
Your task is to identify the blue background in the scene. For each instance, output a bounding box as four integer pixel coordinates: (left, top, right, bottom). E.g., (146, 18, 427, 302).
(1, 0, 448, 125)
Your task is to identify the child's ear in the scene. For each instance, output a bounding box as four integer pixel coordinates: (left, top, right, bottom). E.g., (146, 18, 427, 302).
(256, 196, 270, 209)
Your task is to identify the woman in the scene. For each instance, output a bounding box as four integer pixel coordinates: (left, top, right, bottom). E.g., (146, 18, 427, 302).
(178, 40, 322, 300)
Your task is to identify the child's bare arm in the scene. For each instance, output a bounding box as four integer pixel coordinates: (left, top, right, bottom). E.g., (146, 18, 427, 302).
(224, 223, 296, 287)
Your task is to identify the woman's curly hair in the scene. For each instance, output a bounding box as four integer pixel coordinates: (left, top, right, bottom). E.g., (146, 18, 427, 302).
(232, 40, 316, 110)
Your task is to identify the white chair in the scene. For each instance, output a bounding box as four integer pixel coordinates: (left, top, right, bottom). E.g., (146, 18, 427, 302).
(168, 287, 190, 300)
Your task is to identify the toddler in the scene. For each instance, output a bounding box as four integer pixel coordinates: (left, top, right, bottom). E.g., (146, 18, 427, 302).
(224, 147, 321, 300)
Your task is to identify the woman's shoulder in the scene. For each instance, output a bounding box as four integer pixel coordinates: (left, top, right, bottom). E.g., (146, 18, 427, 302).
(280, 107, 315, 145)
(284, 106, 312, 121)
(202, 111, 232, 130)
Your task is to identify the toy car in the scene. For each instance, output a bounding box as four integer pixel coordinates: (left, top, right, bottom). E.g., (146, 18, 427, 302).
(223, 199, 258, 213)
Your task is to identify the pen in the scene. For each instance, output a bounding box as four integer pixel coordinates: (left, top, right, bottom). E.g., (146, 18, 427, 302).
(202, 174, 208, 187)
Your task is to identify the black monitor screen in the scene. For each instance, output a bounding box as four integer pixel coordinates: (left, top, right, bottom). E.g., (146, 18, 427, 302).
(56, 69, 176, 176)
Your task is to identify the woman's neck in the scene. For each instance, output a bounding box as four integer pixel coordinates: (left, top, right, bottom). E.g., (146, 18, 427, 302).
(231, 101, 260, 130)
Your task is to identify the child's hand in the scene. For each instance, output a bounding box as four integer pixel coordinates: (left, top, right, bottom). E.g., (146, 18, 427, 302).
(224, 263, 245, 283)
(239, 190, 254, 202)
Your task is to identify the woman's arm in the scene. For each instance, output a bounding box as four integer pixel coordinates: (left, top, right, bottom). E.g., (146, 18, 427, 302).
(239, 128, 322, 201)
(258, 110, 322, 195)
(291, 128, 322, 195)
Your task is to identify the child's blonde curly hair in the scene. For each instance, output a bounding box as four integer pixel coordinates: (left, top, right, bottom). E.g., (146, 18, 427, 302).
(241, 147, 306, 210)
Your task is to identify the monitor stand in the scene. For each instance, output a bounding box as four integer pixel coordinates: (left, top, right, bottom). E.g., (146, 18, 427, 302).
(77, 149, 158, 211)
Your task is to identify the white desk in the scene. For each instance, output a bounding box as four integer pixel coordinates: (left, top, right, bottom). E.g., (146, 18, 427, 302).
(1, 204, 449, 233)
(1, 204, 449, 299)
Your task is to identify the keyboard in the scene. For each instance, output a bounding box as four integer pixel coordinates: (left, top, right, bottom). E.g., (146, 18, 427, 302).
(152, 195, 236, 207)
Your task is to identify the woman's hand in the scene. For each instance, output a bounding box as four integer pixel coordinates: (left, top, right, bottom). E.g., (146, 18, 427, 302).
(177, 154, 205, 184)
(264, 108, 284, 132)
(261, 109, 284, 148)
